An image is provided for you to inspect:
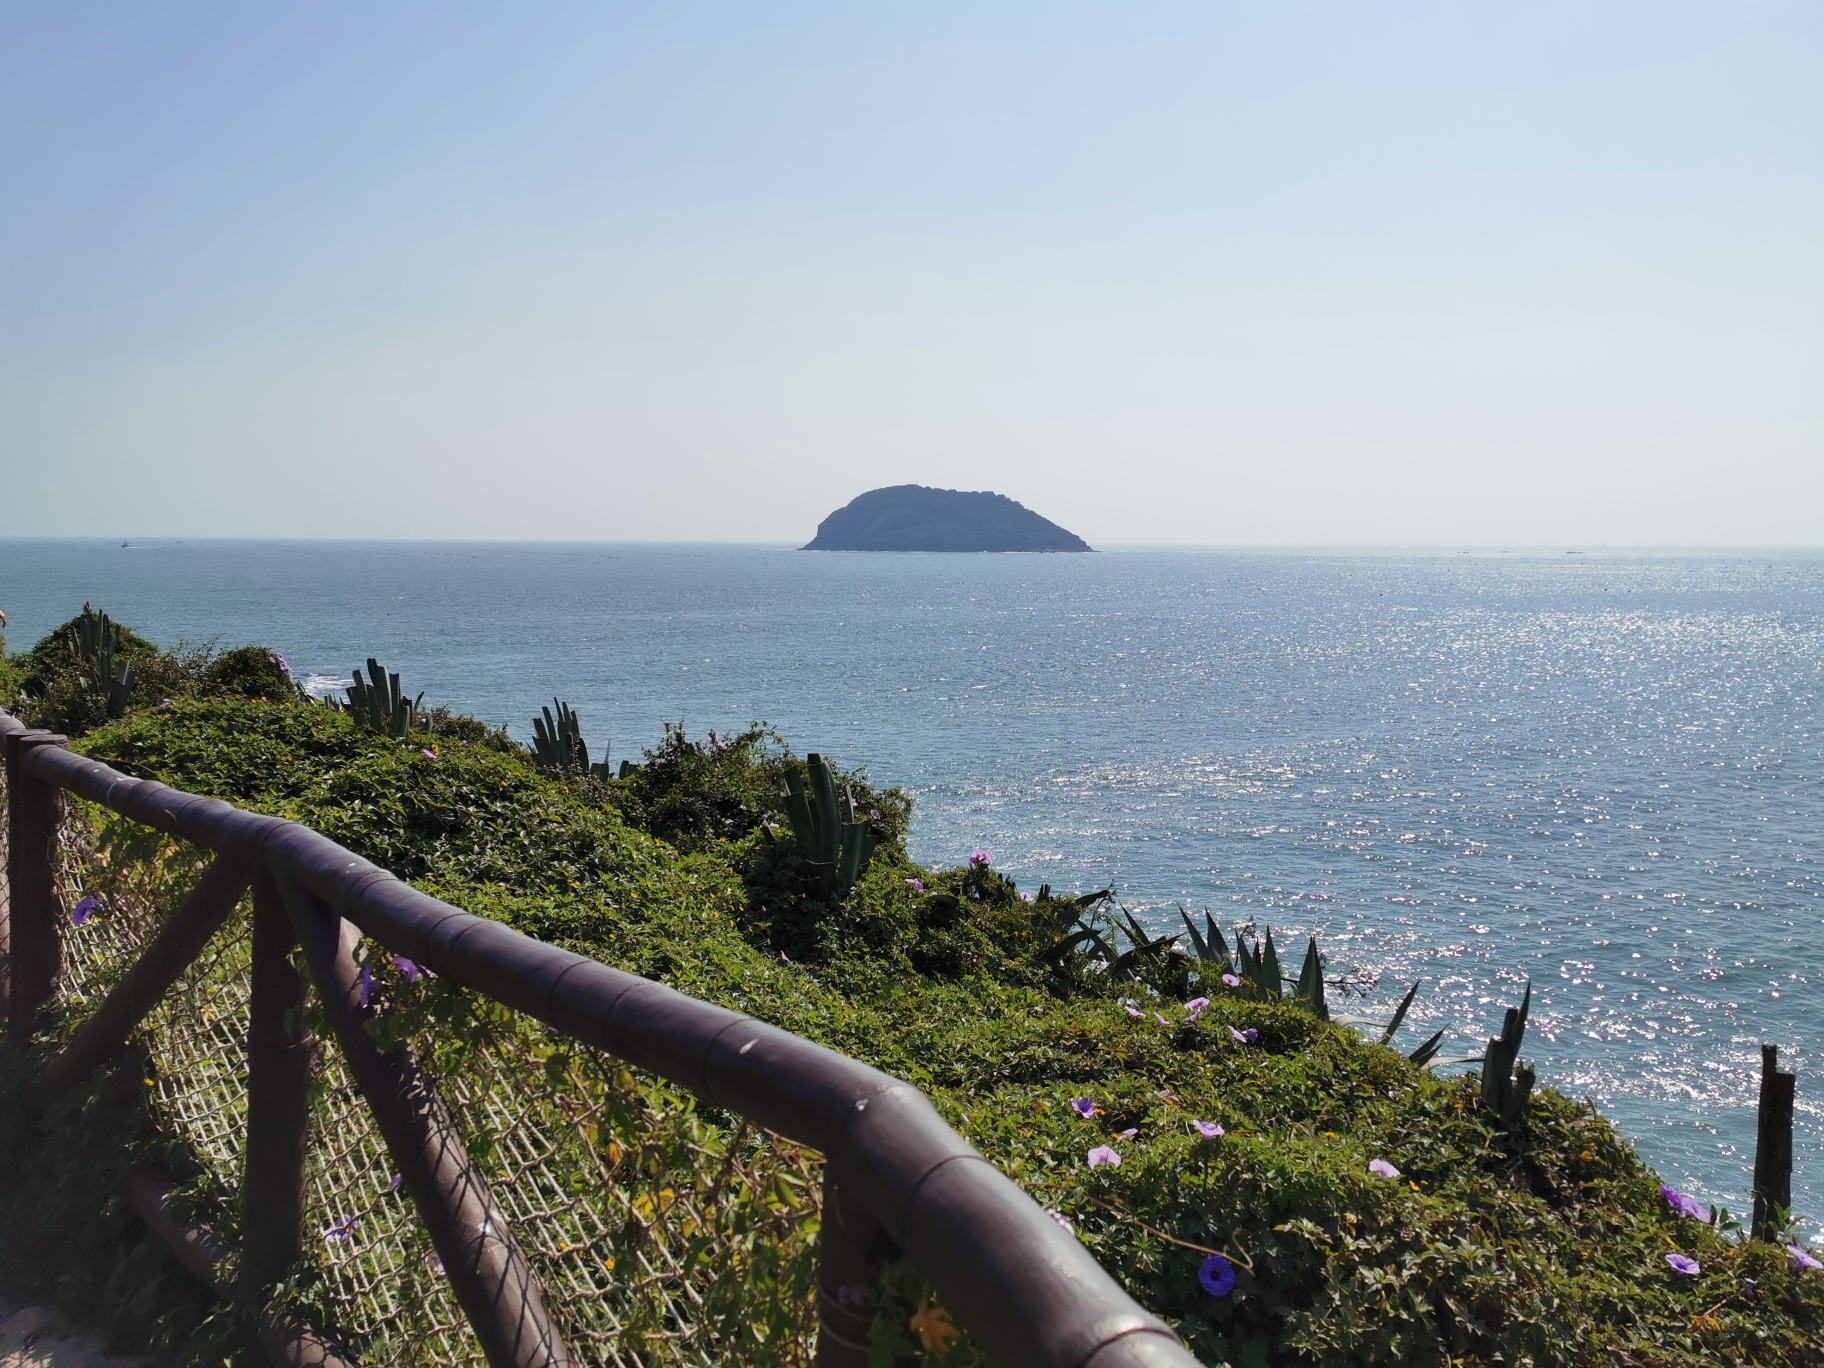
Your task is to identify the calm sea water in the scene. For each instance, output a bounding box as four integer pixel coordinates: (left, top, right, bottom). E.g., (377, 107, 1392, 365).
(3, 539, 1820, 1232)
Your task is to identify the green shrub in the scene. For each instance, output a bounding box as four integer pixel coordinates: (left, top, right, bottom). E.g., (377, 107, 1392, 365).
(203, 644, 300, 701)
(14, 608, 214, 733)
(5, 604, 1818, 1365)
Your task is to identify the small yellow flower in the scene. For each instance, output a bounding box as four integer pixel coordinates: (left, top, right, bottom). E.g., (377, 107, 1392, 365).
(910, 1301, 960, 1355)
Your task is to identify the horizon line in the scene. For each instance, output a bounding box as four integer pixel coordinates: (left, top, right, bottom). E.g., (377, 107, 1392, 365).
(2, 535, 1821, 556)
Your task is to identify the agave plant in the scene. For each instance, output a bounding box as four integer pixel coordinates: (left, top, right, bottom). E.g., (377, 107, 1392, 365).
(67, 605, 133, 718)
(70, 604, 125, 661)
(1480, 980, 1535, 1131)
(1332, 975, 1447, 1064)
(1104, 908, 1187, 981)
(341, 658, 423, 737)
(99, 646, 132, 717)
(780, 753, 878, 900)
(1231, 927, 1284, 1001)
(531, 699, 613, 779)
(1178, 906, 1232, 967)
(1033, 888, 1120, 972)
(1291, 937, 1331, 1021)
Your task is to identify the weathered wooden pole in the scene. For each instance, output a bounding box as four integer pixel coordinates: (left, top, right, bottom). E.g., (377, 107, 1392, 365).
(1751, 1043, 1796, 1242)
(4, 730, 68, 1045)
(278, 873, 573, 1368)
(237, 864, 315, 1308)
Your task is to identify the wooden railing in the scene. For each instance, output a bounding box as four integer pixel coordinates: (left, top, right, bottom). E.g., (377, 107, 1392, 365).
(0, 713, 1198, 1368)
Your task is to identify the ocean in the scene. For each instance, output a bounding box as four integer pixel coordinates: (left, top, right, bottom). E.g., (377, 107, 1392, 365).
(2, 538, 1819, 1233)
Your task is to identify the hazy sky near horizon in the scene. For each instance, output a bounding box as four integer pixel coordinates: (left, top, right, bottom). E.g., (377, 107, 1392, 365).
(3, 4, 1819, 546)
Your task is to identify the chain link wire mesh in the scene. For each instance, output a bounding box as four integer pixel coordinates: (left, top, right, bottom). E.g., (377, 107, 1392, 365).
(35, 796, 824, 1367)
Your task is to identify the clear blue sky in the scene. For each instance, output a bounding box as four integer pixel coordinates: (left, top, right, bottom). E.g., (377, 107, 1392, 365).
(3, 3, 1818, 545)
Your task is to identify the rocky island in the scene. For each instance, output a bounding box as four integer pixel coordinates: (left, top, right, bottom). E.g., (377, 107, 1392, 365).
(802, 484, 1092, 552)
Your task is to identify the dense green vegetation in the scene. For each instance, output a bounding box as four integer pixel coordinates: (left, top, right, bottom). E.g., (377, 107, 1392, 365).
(4, 613, 1823, 1366)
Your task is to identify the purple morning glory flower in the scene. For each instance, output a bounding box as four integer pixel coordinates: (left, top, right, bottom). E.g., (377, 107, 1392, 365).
(421, 748, 437, 760)
(1221, 973, 1241, 987)
(1115, 1128, 1138, 1140)
(71, 895, 98, 926)
(1788, 1244, 1824, 1272)
(1070, 1097, 1097, 1119)
(1369, 1159, 1401, 1180)
(969, 849, 992, 868)
(1087, 1146, 1121, 1169)
(270, 653, 290, 675)
(869, 809, 880, 819)
(384, 1173, 404, 1194)
(1198, 1254, 1236, 1297)
(1155, 1013, 1171, 1026)
(1048, 1209, 1074, 1234)
(1184, 997, 1210, 1019)
(428, 1252, 446, 1275)
(1193, 1120, 1224, 1140)
(394, 956, 422, 983)
(1124, 1005, 1144, 1019)
(359, 964, 372, 1009)
(1665, 1253, 1700, 1277)
(905, 878, 925, 892)
(1229, 1026, 1258, 1044)
(1660, 1185, 1705, 1221)
(323, 1214, 360, 1245)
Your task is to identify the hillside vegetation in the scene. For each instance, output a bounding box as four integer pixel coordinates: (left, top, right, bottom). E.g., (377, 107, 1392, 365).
(3, 611, 1822, 1367)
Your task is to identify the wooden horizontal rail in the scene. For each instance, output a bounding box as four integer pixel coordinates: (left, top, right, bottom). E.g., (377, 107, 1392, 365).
(2, 714, 1197, 1368)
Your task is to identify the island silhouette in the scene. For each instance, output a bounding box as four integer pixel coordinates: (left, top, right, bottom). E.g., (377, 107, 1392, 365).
(801, 485, 1092, 552)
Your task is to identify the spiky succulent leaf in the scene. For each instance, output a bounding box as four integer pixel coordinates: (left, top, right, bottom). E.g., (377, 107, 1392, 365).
(1381, 978, 1422, 1044)
(1407, 1028, 1447, 1067)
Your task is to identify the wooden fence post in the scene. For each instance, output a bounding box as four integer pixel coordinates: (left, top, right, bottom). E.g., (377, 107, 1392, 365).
(1752, 1043, 1796, 1242)
(277, 874, 572, 1368)
(5, 730, 67, 1045)
(815, 1173, 894, 1368)
(239, 864, 314, 1307)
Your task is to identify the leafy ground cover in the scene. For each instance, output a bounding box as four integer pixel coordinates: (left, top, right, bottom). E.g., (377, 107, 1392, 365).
(3, 614, 1823, 1366)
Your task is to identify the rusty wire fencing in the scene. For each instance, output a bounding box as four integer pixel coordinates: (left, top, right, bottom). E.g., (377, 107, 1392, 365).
(2, 718, 1195, 1368)
(46, 797, 824, 1366)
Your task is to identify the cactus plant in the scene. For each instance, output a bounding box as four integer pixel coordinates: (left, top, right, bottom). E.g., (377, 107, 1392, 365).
(531, 699, 613, 779)
(342, 658, 423, 737)
(780, 752, 877, 899)
(1480, 980, 1535, 1131)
